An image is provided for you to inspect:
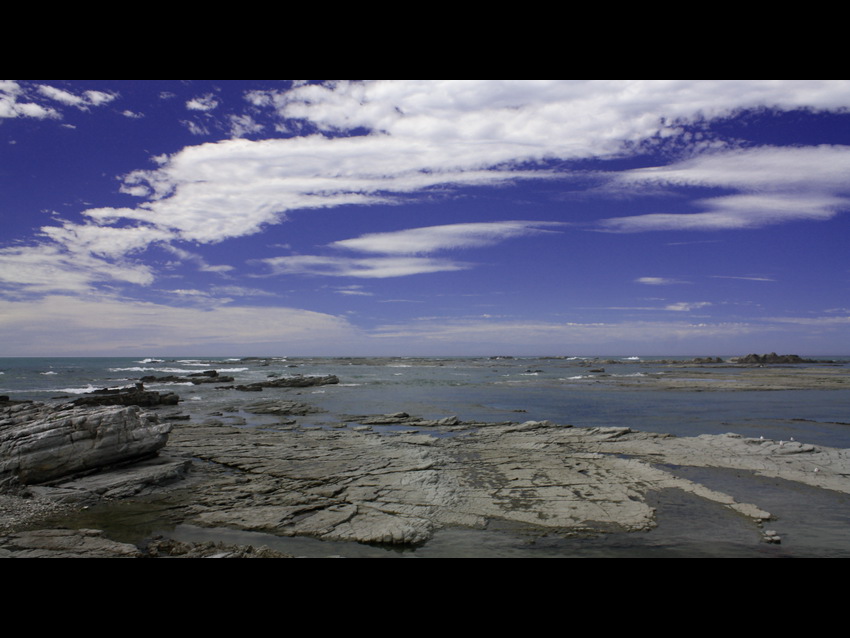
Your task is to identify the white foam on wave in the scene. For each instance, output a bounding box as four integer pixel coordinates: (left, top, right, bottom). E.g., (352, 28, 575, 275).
(110, 367, 199, 374)
(40, 371, 58, 375)
(146, 381, 194, 387)
(137, 358, 164, 364)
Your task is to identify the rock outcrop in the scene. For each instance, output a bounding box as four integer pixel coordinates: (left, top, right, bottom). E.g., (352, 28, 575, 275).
(139, 370, 235, 385)
(220, 374, 340, 392)
(0, 402, 172, 488)
(733, 353, 816, 364)
(71, 384, 179, 408)
(158, 415, 850, 548)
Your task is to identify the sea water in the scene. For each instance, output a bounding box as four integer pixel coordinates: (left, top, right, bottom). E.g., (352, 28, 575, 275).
(4, 355, 850, 557)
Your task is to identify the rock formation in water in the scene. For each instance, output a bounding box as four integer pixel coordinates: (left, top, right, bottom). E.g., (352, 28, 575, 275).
(733, 353, 820, 364)
(70, 384, 180, 408)
(220, 374, 340, 392)
(139, 370, 235, 384)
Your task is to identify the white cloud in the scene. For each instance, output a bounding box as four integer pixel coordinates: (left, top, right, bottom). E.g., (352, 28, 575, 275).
(260, 255, 470, 279)
(0, 244, 154, 294)
(260, 221, 562, 279)
(665, 301, 712, 312)
(39, 222, 172, 258)
(636, 277, 689, 286)
(2, 81, 117, 119)
(261, 80, 850, 151)
(332, 285, 374, 296)
(711, 275, 775, 282)
(20, 80, 842, 260)
(160, 245, 233, 273)
(331, 221, 564, 255)
(0, 80, 58, 119)
(182, 119, 211, 136)
(600, 146, 850, 232)
(186, 94, 219, 112)
(8, 80, 850, 314)
(228, 114, 264, 137)
(37, 85, 117, 110)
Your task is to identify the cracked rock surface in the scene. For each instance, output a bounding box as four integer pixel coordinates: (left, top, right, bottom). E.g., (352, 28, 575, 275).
(155, 417, 850, 546)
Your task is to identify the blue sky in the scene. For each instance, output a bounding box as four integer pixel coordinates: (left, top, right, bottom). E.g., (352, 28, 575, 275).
(2, 79, 850, 356)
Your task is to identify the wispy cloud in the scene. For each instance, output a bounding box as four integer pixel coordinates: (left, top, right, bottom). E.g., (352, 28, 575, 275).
(259, 221, 563, 279)
(186, 94, 220, 112)
(38, 85, 118, 110)
(0, 241, 154, 295)
(1, 80, 59, 119)
(330, 221, 564, 255)
(636, 277, 690, 285)
(2, 81, 118, 121)
(259, 255, 470, 279)
(711, 275, 776, 282)
(600, 146, 850, 232)
(160, 245, 234, 273)
(664, 301, 712, 312)
(331, 285, 374, 296)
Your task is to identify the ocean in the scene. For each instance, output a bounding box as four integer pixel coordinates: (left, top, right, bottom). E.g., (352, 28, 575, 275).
(3, 355, 850, 557)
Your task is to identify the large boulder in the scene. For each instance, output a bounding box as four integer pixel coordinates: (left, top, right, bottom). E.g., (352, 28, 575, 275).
(0, 402, 172, 488)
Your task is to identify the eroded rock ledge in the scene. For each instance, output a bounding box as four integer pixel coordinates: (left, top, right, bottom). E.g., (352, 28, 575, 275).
(160, 415, 850, 548)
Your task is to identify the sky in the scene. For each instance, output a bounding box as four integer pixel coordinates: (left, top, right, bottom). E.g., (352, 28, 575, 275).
(2, 79, 850, 357)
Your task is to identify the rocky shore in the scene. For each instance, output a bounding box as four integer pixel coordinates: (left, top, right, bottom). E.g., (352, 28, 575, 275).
(3, 375, 850, 556)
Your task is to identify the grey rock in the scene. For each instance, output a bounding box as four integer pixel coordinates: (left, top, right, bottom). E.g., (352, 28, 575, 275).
(0, 528, 142, 558)
(156, 417, 850, 548)
(0, 402, 171, 488)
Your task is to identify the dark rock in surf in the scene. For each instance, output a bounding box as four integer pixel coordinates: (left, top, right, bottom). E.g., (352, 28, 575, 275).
(70, 384, 179, 408)
(139, 370, 235, 385)
(221, 375, 340, 392)
(733, 353, 817, 365)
